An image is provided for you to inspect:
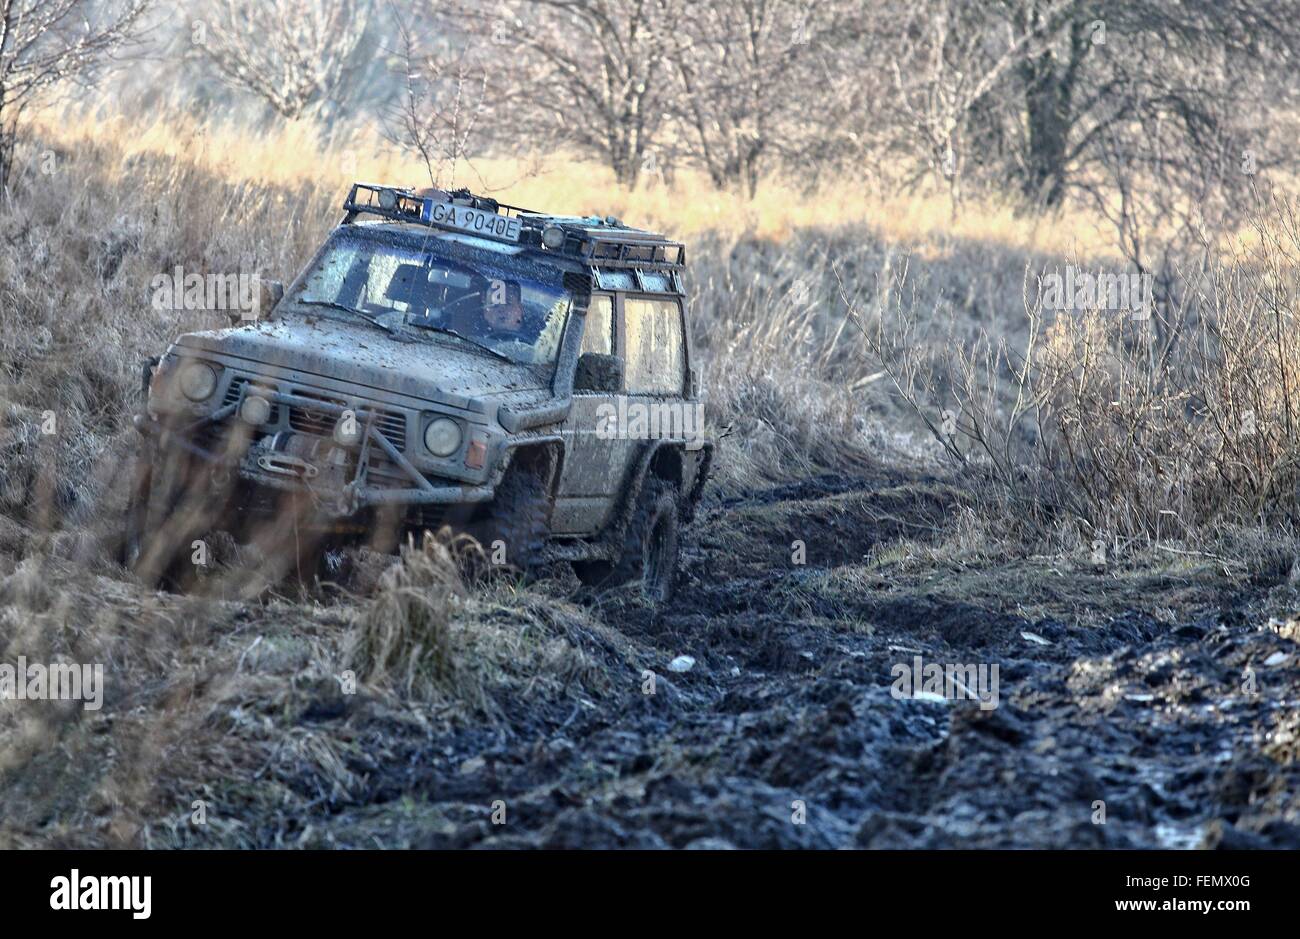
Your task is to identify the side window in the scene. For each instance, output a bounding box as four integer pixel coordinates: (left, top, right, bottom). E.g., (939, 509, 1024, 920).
(624, 297, 685, 395)
(581, 294, 613, 355)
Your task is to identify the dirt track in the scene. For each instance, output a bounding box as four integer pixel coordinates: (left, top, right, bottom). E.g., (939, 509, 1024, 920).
(188, 472, 1300, 849)
(2, 470, 1298, 848)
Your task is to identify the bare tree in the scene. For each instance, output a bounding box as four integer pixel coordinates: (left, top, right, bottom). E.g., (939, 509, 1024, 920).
(0, 0, 148, 188)
(196, 0, 371, 120)
(662, 0, 844, 197)
(846, 0, 1300, 224)
(454, 0, 677, 189)
(878, 0, 1070, 210)
(989, 0, 1300, 209)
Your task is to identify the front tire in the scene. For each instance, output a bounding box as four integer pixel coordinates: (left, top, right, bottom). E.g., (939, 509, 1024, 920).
(126, 444, 207, 589)
(474, 455, 555, 574)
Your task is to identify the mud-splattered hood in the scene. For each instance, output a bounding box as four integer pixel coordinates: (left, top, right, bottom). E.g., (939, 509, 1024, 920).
(173, 314, 550, 402)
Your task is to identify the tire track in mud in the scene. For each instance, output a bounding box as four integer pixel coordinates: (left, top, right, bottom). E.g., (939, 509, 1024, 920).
(329, 472, 1299, 849)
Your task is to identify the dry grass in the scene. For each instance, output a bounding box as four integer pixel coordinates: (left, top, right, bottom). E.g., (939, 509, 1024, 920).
(31, 105, 1123, 252)
(0, 533, 627, 846)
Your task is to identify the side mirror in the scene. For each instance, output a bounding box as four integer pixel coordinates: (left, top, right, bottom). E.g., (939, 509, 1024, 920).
(574, 352, 624, 393)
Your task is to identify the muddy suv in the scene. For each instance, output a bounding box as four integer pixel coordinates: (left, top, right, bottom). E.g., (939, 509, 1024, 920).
(124, 184, 712, 600)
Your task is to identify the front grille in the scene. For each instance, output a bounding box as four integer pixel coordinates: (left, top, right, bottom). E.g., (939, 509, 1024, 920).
(366, 453, 414, 487)
(287, 389, 347, 438)
(223, 375, 407, 451)
(363, 410, 408, 452)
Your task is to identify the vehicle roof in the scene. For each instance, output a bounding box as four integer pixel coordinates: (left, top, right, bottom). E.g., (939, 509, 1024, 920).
(339, 184, 687, 292)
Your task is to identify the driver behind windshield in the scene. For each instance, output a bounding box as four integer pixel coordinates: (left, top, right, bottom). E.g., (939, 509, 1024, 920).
(292, 235, 570, 365)
(480, 281, 526, 337)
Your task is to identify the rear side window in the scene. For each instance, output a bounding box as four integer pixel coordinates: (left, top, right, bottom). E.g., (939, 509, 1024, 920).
(624, 297, 685, 395)
(581, 295, 613, 355)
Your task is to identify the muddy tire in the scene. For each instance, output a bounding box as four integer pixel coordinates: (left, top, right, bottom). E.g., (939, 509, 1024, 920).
(475, 457, 555, 574)
(574, 478, 680, 602)
(125, 449, 193, 589)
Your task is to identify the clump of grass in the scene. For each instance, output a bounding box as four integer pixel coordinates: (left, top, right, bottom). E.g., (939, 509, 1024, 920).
(349, 531, 471, 700)
(347, 531, 618, 720)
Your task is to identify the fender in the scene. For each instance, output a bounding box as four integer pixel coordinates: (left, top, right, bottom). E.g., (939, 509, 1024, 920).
(613, 437, 714, 534)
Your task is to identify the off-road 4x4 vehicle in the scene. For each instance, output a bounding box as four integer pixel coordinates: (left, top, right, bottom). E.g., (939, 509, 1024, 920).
(124, 184, 712, 601)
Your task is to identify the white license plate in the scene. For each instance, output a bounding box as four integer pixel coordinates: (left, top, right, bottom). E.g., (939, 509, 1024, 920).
(421, 200, 522, 242)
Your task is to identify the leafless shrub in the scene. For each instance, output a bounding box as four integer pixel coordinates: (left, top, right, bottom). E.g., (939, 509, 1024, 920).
(853, 192, 1300, 545)
(1033, 200, 1300, 540)
(843, 261, 1059, 511)
(383, 11, 490, 189)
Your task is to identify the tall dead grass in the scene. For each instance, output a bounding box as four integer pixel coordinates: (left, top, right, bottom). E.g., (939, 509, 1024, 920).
(854, 190, 1300, 548)
(351, 532, 470, 699)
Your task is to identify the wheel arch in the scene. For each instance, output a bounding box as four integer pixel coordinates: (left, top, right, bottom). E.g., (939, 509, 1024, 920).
(500, 436, 565, 497)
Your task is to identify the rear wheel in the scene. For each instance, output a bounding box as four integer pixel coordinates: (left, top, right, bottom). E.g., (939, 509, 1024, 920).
(573, 478, 680, 602)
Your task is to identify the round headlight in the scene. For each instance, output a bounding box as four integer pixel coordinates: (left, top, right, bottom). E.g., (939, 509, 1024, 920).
(179, 362, 218, 401)
(239, 394, 272, 426)
(378, 188, 399, 210)
(334, 409, 363, 446)
(541, 225, 566, 249)
(424, 417, 462, 457)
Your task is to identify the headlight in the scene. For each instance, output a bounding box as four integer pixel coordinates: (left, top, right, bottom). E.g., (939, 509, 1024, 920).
(239, 394, 272, 426)
(541, 225, 566, 249)
(424, 416, 462, 457)
(179, 362, 218, 401)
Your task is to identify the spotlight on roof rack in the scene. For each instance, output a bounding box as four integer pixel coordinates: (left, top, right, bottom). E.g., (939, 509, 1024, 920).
(541, 225, 566, 250)
(377, 188, 399, 211)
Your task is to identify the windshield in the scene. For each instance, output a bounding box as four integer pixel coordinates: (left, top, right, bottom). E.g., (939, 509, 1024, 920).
(289, 230, 572, 366)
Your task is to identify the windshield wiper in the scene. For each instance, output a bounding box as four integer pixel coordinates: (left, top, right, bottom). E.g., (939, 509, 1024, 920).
(298, 299, 416, 343)
(410, 323, 515, 362)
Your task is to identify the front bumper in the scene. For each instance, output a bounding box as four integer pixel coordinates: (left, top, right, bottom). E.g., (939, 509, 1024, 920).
(137, 385, 495, 516)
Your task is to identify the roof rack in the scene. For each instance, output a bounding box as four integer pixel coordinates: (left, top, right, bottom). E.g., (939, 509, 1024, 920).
(342, 183, 538, 224)
(524, 216, 686, 271)
(340, 183, 685, 272)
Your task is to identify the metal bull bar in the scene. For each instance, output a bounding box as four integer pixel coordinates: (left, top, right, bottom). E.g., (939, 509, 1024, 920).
(139, 385, 495, 514)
